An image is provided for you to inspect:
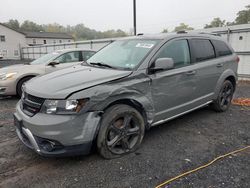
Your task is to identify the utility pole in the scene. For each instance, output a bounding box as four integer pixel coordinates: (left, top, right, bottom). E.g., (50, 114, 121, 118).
(133, 0, 137, 35)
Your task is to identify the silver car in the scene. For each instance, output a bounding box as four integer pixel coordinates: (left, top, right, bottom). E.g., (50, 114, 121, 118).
(0, 49, 96, 97)
(14, 33, 238, 158)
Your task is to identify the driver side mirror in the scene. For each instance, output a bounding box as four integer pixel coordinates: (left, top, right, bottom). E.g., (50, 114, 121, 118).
(149, 58, 174, 74)
(48, 61, 60, 67)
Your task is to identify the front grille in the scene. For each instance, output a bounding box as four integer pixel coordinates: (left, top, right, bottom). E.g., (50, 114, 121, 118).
(21, 92, 45, 117)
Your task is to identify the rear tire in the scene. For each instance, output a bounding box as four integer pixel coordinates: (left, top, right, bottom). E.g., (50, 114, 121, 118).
(212, 80, 234, 112)
(16, 77, 33, 98)
(97, 104, 145, 159)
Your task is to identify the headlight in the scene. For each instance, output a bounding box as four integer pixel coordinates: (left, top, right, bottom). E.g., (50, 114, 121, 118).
(41, 99, 89, 114)
(0, 72, 18, 80)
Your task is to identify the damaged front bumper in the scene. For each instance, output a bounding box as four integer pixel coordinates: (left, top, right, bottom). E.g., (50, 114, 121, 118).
(14, 101, 101, 157)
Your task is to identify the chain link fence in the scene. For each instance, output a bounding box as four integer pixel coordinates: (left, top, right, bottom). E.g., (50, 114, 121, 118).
(21, 38, 119, 60)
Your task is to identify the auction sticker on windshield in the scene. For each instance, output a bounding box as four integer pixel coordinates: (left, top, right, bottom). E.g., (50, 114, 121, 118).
(136, 43, 155, 49)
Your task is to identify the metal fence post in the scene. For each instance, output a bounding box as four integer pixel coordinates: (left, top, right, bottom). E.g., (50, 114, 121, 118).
(39, 46, 41, 58)
(32, 47, 35, 59)
(27, 48, 29, 59)
(90, 41, 93, 49)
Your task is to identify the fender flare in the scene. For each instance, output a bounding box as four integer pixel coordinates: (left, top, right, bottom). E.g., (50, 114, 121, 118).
(214, 69, 237, 99)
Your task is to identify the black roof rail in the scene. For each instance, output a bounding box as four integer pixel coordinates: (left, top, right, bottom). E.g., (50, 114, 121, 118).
(198, 32, 221, 36)
(177, 30, 187, 34)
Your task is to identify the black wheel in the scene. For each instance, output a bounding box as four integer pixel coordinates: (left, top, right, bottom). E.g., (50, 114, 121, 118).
(16, 77, 33, 98)
(212, 80, 234, 112)
(97, 104, 145, 159)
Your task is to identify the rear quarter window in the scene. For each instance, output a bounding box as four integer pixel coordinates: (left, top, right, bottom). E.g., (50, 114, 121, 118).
(189, 39, 215, 62)
(212, 40, 232, 57)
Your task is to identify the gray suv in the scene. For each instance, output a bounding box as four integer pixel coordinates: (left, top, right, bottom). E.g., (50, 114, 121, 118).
(14, 33, 238, 158)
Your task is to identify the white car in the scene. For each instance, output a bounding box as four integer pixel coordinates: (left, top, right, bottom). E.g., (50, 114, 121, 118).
(0, 48, 96, 97)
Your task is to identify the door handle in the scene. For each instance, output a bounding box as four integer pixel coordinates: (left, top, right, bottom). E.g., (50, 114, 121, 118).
(185, 70, 196, 75)
(216, 63, 223, 67)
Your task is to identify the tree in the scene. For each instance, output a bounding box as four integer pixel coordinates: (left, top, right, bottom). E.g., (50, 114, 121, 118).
(174, 23, 194, 32)
(20, 20, 44, 32)
(43, 23, 65, 32)
(204, 17, 226, 28)
(235, 5, 250, 24)
(4, 19, 127, 40)
(162, 28, 168, 33)
(226, 21, 235, 26)
(4, 19, 20, 30)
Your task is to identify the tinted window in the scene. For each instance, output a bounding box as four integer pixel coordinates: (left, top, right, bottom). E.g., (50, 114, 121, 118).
(190, 39, 215, 62)
(212, 40, 232, 57)
(156, 40, 190, 68)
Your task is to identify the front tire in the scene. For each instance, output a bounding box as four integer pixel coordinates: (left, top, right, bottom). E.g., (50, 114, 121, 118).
(212, 80, 234, 112)
(97, 104, 145, 159)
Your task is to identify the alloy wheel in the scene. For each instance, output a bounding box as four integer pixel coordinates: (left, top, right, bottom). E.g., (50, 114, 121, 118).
(106, 114, 141, 155)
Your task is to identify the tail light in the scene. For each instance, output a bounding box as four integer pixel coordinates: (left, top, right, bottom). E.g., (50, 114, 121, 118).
(236, 56, 240, 63)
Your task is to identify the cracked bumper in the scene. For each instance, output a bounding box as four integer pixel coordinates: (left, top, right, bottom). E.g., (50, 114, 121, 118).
(14, 101, 101, 157)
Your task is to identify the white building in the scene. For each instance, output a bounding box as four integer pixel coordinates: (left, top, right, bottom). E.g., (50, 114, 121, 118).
(0, 23, 73, 59)
(23, 31, 73, 46)
(0, 23, 26, 59)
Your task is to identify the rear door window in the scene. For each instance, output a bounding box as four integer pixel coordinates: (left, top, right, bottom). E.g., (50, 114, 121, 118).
(212, 40, 232, 57)
(190, 39, 215, 62)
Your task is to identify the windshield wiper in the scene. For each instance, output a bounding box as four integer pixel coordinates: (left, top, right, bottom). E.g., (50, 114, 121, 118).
(89, 62, 115, 69)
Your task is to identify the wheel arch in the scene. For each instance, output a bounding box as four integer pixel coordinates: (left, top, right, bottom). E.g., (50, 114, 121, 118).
(214, 69, 237, 99)
(225, 75, 236, 91)
(16, 74, 37, 95)
(16, 74, 38, 87)
(103, 98, 149, 129)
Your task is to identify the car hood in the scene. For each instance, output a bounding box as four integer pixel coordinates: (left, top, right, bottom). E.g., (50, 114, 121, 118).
(0, 64, 44, 73)
(25, 65, 132, 99)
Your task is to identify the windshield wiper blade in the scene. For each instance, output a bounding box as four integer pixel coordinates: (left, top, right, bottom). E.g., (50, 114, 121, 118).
(89, 62, 115, 69)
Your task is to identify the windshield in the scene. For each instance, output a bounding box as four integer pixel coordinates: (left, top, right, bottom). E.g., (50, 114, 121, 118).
(87, 39, 160, 69)
(30, 52, 60, 65)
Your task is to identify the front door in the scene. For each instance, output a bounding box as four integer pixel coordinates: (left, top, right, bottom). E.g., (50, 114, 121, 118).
(149, 39, 198, 123)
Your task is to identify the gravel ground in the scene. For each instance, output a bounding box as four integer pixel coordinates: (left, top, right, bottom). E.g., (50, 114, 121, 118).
(0, 76, 249, 187)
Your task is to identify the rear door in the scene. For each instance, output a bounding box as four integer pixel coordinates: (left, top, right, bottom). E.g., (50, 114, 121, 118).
(149, 39, 199, 123)
(188, 38, 220, 103)
(211, 39, 235, 73)
(45, 51, 82, 73)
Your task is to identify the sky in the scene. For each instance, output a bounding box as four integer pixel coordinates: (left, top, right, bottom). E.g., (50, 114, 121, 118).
(0, 0, 249, 33)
